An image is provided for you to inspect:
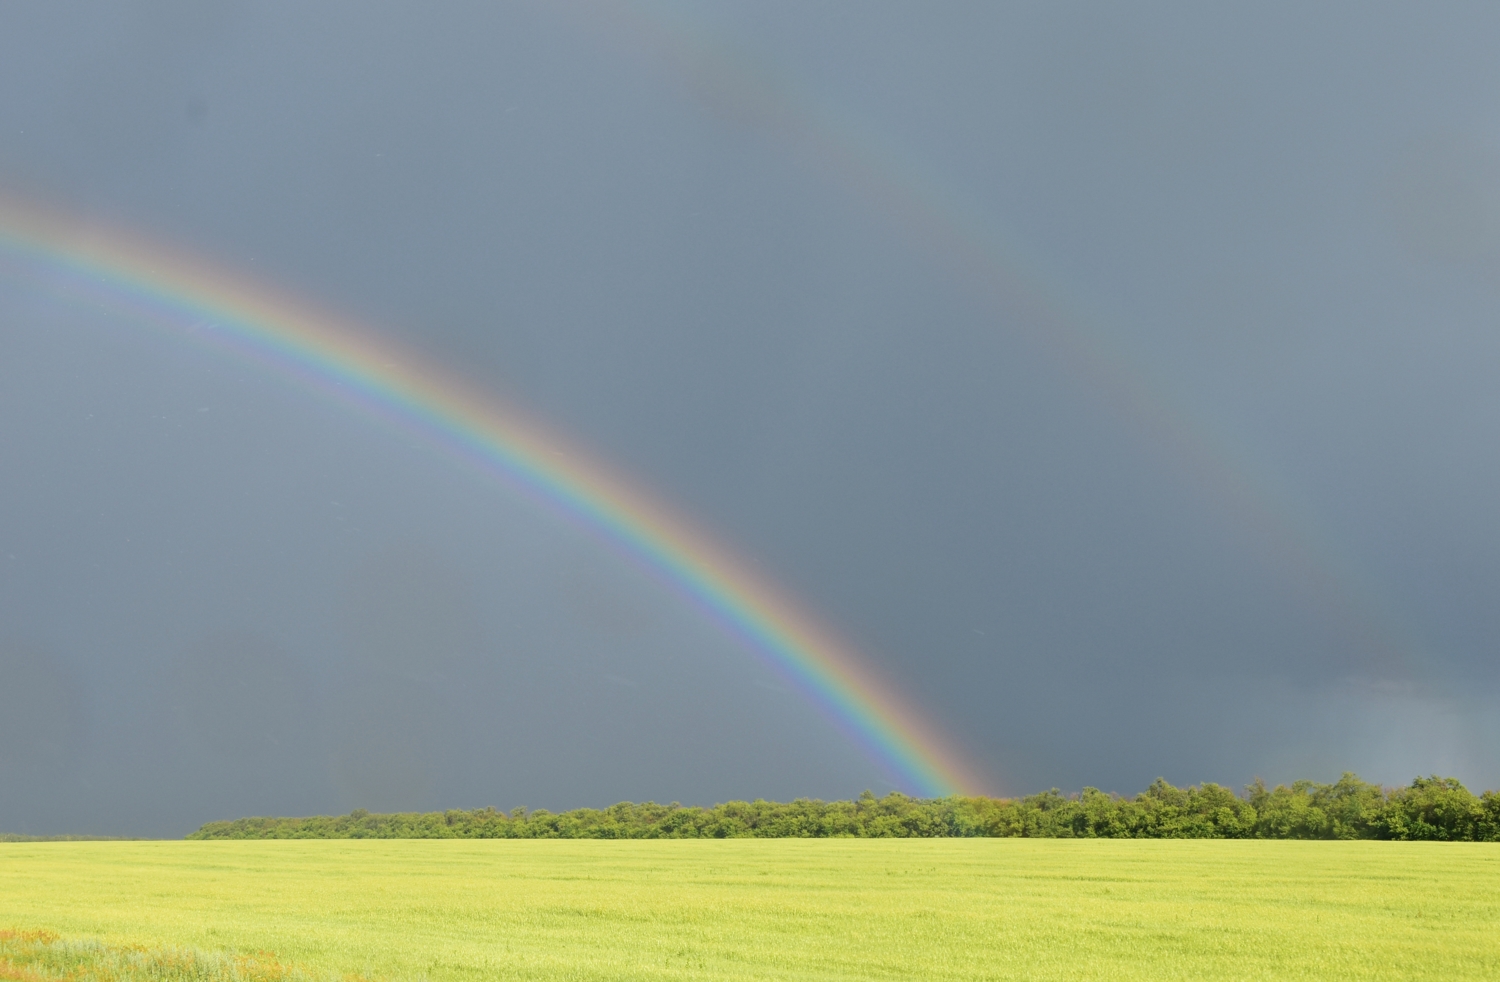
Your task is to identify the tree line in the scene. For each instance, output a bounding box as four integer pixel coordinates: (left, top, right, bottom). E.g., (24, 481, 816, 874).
(187, 774, 1500, 841)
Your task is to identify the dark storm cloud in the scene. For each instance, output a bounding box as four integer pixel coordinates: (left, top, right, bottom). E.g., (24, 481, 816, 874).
(1388, 133, 1500, 272)
(0, 639, 84, 776)
(166, 631, 328, 813)
(341, 544, 485, 678)
(2, 1, 1499, 834)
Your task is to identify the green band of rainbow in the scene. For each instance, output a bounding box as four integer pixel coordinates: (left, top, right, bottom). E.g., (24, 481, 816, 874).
(0, 196, 984, 798)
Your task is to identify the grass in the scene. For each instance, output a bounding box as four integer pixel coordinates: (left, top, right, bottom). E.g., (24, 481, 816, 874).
(0, 929, 366, 982)
(1, 840, 1497, 981)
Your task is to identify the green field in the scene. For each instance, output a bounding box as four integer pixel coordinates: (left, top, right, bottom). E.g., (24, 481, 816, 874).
(2, 840, 1497, 981)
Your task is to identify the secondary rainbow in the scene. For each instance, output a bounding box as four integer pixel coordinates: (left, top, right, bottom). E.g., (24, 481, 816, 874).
(0, 195, 984, 798)
(579, 0, 1423, 683)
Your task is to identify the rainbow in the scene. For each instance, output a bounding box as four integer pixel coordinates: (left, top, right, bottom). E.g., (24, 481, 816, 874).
(574, 0, 1422, 685)
(0, 194, 985, 798)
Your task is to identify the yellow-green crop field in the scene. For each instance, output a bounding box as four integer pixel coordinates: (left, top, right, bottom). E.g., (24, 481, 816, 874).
(2, 840, 1497, 981)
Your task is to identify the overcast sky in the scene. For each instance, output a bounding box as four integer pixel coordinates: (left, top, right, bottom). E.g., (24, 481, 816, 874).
(2, 1, 1499, 836)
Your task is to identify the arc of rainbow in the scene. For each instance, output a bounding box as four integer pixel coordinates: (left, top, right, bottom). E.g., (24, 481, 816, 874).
(0, 195, 984, 798)
(572, 0, 1425, 683)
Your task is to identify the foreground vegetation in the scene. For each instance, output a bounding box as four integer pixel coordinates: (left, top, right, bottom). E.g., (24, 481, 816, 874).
(189, 774, 1500, 840)
(0, 930, 363, 982)
(2, 839, 1497, 981)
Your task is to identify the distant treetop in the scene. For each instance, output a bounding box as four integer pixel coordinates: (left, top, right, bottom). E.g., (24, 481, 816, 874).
(186, 774, 1500, 842)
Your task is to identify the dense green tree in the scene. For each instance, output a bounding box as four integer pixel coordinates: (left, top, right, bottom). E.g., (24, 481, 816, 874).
(1379, 776, 1485, 841)
(185, 775, 1500, 842)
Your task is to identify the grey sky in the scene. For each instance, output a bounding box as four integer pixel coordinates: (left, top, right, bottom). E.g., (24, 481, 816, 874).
(1, 1, 1498, 836)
